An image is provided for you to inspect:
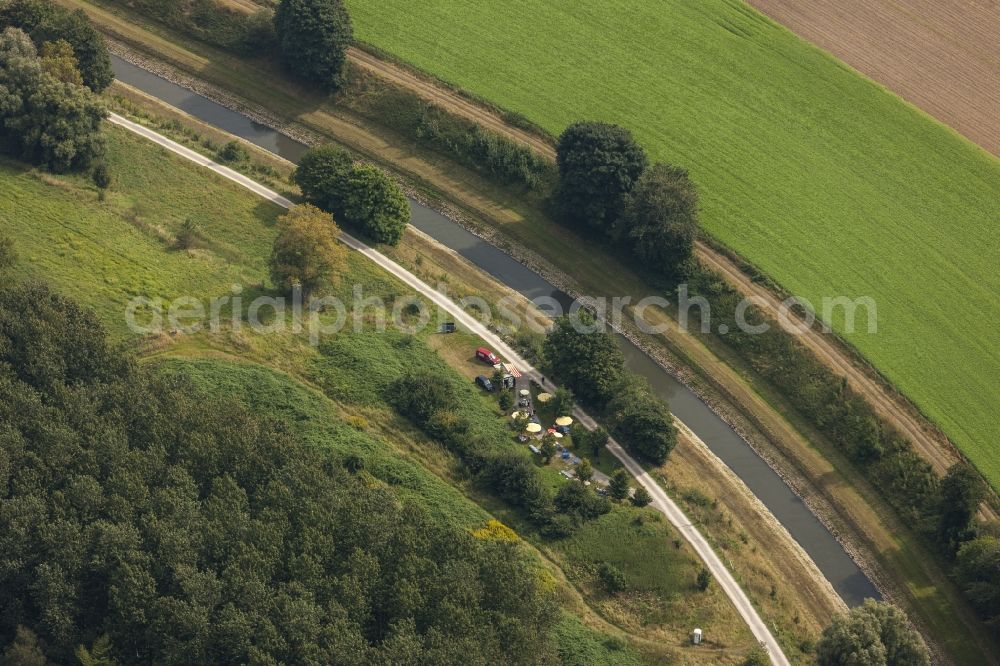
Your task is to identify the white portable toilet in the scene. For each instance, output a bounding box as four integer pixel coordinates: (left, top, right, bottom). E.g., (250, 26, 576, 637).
(692, 628, 703, 645)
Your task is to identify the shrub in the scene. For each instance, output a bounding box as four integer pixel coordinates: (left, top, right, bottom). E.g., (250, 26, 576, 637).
(554, 482, 611, 523)
(631, 486, 653, 508)
(696, 568, 712, 591)
(0, 234, 17, 272)
(174, 217, 201, 250)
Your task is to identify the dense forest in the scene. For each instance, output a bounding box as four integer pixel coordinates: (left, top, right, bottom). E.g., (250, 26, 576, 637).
(0, 281, 557, 664)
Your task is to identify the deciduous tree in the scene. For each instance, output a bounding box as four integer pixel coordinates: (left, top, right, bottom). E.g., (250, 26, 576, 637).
(341, 164, 409, 246)
(607, 376, 676, 465)
(293, 144, 354, 213)
(954, 536, 1000, 634)
(937, 463, 985, 555)
(619, 163, 699, 278)
(0, 28, 106, 173)
(39, 39, 81, 85)
(608, 469, 630, 501)
(269, 204, 347, 296)
(0, 0, 113, 91)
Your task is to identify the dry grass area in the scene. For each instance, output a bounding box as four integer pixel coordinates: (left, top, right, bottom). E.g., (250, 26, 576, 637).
(747, 0, 1000, 156)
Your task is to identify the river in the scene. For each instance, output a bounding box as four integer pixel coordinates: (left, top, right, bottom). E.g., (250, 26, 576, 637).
(111, 55, 878, 605)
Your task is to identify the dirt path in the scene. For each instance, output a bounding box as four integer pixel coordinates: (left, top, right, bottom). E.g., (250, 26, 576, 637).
(349, 47, 989, 515)
(746, 0, 1000, 158)
(347, 47, 557, 158)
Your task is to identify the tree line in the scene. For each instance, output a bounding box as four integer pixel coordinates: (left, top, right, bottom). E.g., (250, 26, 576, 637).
(0, 281, 558, 664)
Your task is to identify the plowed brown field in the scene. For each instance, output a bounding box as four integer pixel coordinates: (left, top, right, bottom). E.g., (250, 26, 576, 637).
(747, 0, 1000, 157)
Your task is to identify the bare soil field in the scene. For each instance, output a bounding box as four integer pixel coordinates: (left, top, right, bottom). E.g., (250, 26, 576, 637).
(747, 0, 1000, 157)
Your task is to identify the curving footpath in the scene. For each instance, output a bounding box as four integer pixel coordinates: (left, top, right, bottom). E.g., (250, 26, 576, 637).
(108, 113, 791, 665)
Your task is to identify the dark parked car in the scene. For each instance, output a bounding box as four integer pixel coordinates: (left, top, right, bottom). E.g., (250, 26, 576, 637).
(475, 375, 494, 392)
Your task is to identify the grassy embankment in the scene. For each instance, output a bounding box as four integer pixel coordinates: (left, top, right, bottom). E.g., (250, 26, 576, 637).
(54, 4, 998, 660)
(0, 121, 781, 662)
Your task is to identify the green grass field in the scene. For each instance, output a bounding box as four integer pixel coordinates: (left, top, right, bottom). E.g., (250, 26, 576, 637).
(345, 0, 1000, 487)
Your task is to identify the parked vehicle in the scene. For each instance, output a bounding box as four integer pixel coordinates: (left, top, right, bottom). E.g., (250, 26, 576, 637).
(475, 375, 494, 392)
(476, 347, 500, 365)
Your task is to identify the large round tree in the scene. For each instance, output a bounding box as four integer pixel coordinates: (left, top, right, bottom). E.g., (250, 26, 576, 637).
(273, 0, 352, 91)
(269, 204, 347, 296)
(620, 162, 699, 278)
(816, 600, 930, 666)
(555, 121, 647, 232)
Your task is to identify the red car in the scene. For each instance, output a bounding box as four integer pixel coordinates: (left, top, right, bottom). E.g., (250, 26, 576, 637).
(476, 347, 500, 365)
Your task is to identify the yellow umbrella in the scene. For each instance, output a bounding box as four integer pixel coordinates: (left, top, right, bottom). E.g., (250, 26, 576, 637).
(511, 410, 529, 420)
(555, 416, 573, 427)
(525, 423, 542, 434)
(536, 392, 553, 403)
(519, 389, 530, 397)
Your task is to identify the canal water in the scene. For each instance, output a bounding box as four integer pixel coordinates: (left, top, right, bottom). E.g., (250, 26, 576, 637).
(111, 56, 878, 605)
